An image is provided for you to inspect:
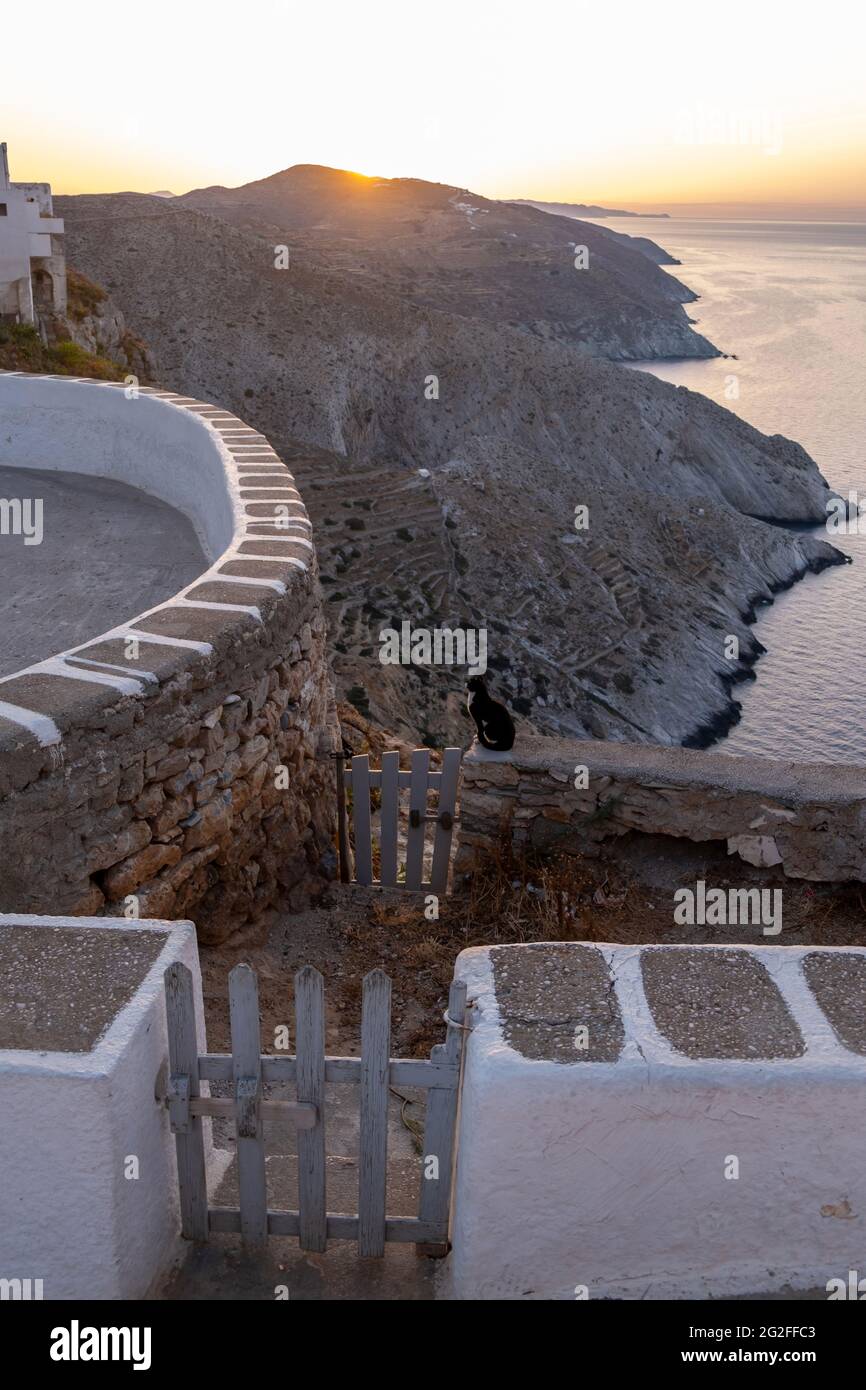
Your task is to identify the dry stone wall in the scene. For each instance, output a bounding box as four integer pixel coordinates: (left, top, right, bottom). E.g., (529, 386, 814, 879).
(456, 734, 866, 884)
(0, 374, 338, 944)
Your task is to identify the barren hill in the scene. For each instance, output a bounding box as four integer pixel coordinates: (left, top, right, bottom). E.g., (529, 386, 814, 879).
(57, 188, 841, 749)
(177, 165, 715, 361)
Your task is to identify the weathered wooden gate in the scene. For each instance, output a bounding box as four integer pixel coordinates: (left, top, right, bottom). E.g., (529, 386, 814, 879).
(340, 747, 462, 893)
(164, 960, 467, 1255)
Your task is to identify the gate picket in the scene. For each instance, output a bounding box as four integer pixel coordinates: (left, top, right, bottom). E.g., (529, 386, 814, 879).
(358, 969, 391, 1256)
(351, 754, 373, 885)
(429, 747, 462, 893)
(417, 979, 467, 1250)
(379, 749, 400, 887)
(229, 964, 267, 1249)
(405, 748, 430, 890)
(164, 962, 209, 1241)
(295, 966, 327, 1252)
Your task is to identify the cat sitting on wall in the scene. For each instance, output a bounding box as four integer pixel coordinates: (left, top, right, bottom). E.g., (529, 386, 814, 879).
(466, 675, 516, 752)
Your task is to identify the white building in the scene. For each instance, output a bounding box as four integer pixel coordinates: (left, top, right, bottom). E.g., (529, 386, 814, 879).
(0, 142, 66, 326)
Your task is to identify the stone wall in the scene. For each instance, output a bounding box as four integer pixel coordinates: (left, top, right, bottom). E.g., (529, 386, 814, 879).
(0, 373, 338, 943)
(456, 734, 866, 884)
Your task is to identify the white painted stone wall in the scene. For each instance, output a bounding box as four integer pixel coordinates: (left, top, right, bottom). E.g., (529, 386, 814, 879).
(0, 373, 237, 559)
(0, 373, 337, 935)
(0, 914, 220, 1300)
(446, 942, 866, 1301)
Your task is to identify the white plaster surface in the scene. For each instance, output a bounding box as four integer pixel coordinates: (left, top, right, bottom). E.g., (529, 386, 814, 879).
(445, 942, 866, 1301)
(0, 375, 237, 559)
(0, 373, 313, 745)
(0, 913, 218, 1300)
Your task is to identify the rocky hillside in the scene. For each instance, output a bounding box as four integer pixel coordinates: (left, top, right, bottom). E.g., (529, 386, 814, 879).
(60, 269, 155, 379)
(57, 188, 842, 749)
(177, 165, 715, 361)
(0, 268, 156, 381)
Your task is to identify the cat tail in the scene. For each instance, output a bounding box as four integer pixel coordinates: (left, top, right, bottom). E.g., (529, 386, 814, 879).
(477, 731, 512, 752)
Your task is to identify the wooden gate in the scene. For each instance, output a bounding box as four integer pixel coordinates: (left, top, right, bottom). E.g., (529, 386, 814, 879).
(164, 961, 467, 1255)
(340, 747, 462, 893)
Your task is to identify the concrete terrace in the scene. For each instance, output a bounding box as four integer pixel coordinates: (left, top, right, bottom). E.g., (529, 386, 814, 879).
(0, 465, 206, 679)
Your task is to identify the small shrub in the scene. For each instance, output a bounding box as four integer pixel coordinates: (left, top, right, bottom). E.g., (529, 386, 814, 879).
(65, 269, 107, 321)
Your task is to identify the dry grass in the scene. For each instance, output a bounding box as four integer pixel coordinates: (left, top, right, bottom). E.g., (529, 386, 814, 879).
(0, 322, 122, 379)
(202, 836, 866, 1062)
(335, 840, 866, 1055)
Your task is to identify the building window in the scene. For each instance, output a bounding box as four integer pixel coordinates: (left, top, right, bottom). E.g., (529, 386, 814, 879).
(0, 204, 7, 216)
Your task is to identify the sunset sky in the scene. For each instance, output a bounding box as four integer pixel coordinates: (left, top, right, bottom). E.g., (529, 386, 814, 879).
(2, 0, 864, 211)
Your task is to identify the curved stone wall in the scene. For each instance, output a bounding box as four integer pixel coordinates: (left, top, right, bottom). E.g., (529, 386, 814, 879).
(0, 372, 338, 942)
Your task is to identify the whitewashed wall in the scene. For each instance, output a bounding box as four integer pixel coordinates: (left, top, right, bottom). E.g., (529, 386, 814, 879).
(0, 914, 220, 1300)
(446, 941, 866, 1300)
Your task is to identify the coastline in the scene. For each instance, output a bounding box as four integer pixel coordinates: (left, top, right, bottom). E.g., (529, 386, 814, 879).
(682, 545, 848, 750)
(628, 220, 851, 754)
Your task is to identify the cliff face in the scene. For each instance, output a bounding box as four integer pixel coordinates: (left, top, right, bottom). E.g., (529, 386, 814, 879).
(59, 269, 156, 380)
(57, 190, 842, 749)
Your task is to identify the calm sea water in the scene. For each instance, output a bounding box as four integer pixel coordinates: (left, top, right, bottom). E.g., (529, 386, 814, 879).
(596, 216, 866, 763)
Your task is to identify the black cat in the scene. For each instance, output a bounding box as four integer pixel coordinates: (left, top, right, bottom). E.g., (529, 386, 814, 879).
(466, 675, 516, 751)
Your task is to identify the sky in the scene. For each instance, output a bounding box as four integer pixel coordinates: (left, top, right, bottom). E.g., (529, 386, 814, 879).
(2, 0, 864, 212)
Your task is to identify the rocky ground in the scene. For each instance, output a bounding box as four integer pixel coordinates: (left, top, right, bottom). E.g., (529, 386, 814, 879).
(57, 178, 844, 752)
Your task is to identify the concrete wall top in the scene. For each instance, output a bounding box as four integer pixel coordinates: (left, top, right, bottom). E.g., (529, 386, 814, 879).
(0, 912, 197, 1078)
(0, 372, 315, 785)
(456, 940, 866, 1075)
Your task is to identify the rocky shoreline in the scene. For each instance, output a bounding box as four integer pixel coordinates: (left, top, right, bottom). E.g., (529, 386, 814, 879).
(683, 545, 848, 748)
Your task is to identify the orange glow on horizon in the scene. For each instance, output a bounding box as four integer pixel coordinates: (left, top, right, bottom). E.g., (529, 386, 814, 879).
(2, 0, 864, 211)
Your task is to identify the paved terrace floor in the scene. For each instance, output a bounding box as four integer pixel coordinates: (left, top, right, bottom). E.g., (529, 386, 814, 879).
(0, 466, 206, 678)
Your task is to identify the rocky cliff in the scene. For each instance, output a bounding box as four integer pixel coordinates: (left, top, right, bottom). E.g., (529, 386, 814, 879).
(57, 186, 842, 750)
(60, 269, 156, 379)
(0, 268, 156, 381)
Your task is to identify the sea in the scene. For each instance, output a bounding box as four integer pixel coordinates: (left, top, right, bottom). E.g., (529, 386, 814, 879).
(592, 215, 866, 763)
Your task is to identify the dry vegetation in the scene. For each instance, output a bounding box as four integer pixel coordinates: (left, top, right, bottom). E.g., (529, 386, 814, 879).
(65, 268, 108, 321)
(0, 321, 122, 379)
(201, 837, 866, 1062)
